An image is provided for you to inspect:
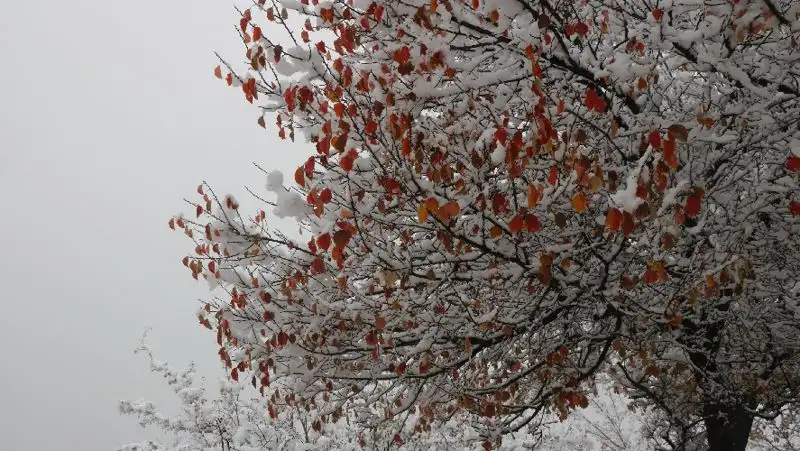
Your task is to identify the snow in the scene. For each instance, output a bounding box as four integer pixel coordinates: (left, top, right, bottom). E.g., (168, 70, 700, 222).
(266, 170, 284, 192)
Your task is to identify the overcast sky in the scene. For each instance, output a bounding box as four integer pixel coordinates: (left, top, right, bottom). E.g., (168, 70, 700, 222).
(0, 1, 299, 449)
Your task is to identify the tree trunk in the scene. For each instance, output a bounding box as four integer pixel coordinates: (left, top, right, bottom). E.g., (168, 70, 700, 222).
(703, 403, 754, 451)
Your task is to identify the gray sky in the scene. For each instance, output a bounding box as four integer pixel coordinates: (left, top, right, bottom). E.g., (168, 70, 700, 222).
(0, 1, 298, 449)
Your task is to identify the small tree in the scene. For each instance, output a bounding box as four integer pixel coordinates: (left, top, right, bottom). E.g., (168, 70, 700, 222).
(173, 1, 800, 449)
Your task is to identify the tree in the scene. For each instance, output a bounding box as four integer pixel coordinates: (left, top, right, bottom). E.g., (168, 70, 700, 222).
(173, 1, 800, 450)
(119, 342, 654, 450)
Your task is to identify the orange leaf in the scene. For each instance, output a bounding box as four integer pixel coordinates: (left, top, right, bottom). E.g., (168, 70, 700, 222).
(425, 197, 439, 214)
(605, 208, 622, 231)
(417, 204, 429, 223)
(489, 225, 503, 238)
(439, 200, 461, 218)
(294, 166, 305, 187)
(571, 192, 587, 213)
(527, 184, 539, 209)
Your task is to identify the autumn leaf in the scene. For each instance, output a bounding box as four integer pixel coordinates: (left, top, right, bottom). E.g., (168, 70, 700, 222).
(622, 211, 636, 236)
(790, 200, 800, 216)
(417, 204, 429, 223)
(438, 200, 461, 219)
(294, 166, 305, 187)
(317, 233, 331, 251)
(663, 137, 678, 168)
(525, 213, 542, 233)
(333, 230, 352, 248)
(667, 124, 689, 142)
(310, 257, 325, 274)
(489, 225, 503, 238)
(648, 130, 662, 149)
(527, 183, 539, 208)
(605, 208, 622, 232)
(585, 88, 606, 112)
(548, 167, 559, 185)
(571, 192, 587, 213)
(685, 188, 704, 218)
(787, 156, 800, 173)
(425, 197, 439, 215)
(214, 65, 222, 79)
(392, 46, 411, 64)
(508, 213, 524, 234)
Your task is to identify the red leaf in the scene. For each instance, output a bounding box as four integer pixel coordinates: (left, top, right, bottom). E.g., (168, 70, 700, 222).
(319, 188, 332, 203)
(663, 138, 678, 168)
(648, 130, 662, 149)
(333, 102, 345, 118)
(214, 65, 222, 79)
(652, 8, 664, 21)
(508, 214, 524, 234)
(494, 127, 508, 144)
(392, 46, 411, 64)
(525, 213, 542, 233)
(333, 229, 352, 248)
(317, 233, 331, 251)
(787, 156, 800, 173)
(365, 119, 378, 135)
(790, 200, 800, 216)
(310, 257, 325, 274)
(548, 167, 559, 185)
(622, 211, 636, 236)
(685, 188, 704, 218)
(304, 157, 315, 178)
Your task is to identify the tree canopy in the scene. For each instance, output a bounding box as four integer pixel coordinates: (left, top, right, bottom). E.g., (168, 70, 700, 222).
(173, 1, 800, 449)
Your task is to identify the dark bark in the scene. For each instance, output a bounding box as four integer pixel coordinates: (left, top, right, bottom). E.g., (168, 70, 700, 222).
(703, 403, 754, 451)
